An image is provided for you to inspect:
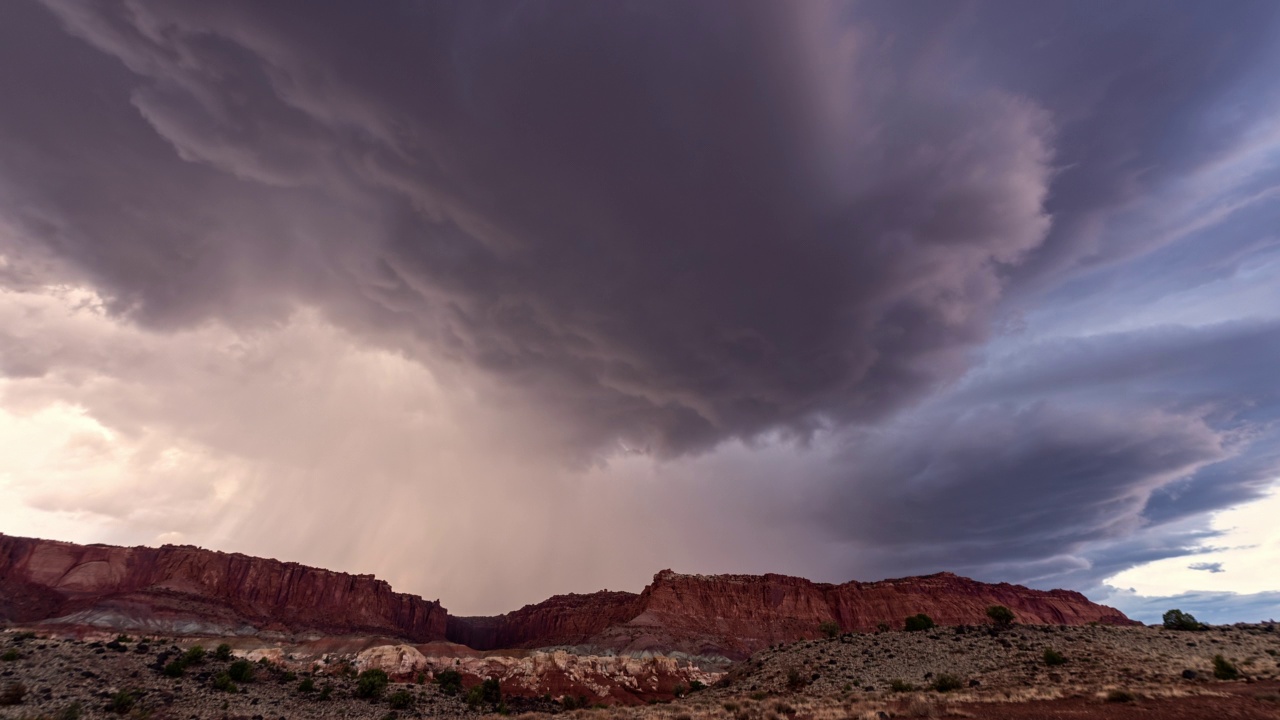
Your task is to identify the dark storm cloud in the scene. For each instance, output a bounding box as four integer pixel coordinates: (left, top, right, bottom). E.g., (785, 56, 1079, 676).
(5, 0, 1276, 457)
(0, 0, 1078, 456)
(815, 319, 1280, 589)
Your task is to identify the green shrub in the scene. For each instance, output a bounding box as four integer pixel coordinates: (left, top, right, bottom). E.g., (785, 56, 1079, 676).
(785, 666, 808, 691)
(298, 677, 315, 693)
(57, 700, 83, 720)
(932, 674, 963, 692)
(435, 669, 463, 696)
(319, 684, 333, 701)
(1106, 689, 1135, 703)
(214, 643, 233, 661)
(986, 605, 1015, 629)
(890, 679, 915, 692)
(356, 668, 390, 699)
(1043, 648, 1067, 666)
(904, 614, 935, 632)
(228, 659, 255, 683)
(388, 689, 414, 709)
(876, 622, 890, 633)
(819, 620, 840, 638)
(672, 683, 686, 698)
(1163, 609, 1205, 631)
(108, 690, 135, 714)
(182, 646, 206, 665)
(1213, 654, 1239, 680)
(212, 673, 237, 692)
(688, 680, 706, 692)
(163, 660, 186, 677)
(0, 649, 18, 662)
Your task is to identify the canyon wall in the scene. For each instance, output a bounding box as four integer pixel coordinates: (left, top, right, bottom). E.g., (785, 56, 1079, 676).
(0, 533, 448, 640)
(1, 534, 1133, 659)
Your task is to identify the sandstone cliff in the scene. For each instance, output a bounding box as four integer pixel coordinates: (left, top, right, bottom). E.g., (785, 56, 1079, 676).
(1, 534, 1133, 659)
(0, 533, 448, 640)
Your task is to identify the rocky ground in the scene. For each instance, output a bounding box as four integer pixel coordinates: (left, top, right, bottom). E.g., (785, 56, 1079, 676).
(2, 624, 1279, 718)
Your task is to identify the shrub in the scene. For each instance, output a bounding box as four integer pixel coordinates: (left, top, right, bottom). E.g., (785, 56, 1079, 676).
(212, 673, 237, 692)
(356, 668, 390, 699)
(819, 620, 840, 638)
(672, 683, 687, 698)
(108, 690, 135, 714)
(932, 674, 963, 692)
(228, 659, 255, 683)
(0, 649, 18, 662)
(986, 605, 1015, 628)
(904, 614, 935, 632)
(1213, 654, 1240, 680)
(785, 666, 809, 691)
(876, 622, 890, 633)
(214, 643, 233, 661)
(688, 679, 706, 692)
(163, 660, 186, 677)
(1043, 648, 1067, 666)
(1106, 689, 1135, 703)
(890, 679, 915, 693)
(57, 700, 83, 720)
(562, 694, 589, 710)
(319, 684, 333, 701)
(298, 677, 315, 693)
(435, 669, 463, 696)
(388, 689, 414, 709)
(0, 682, 26, 706)
(182, 646, 206, 665)
(1163, 609, 1205, 631)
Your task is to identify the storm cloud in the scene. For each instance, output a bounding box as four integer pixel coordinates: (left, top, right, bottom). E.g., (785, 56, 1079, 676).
(1, 1, 1279, 616)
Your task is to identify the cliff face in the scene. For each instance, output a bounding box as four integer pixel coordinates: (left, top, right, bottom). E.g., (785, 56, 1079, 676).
(446, 590, 640, 649)
(0, 534, 448, 641)
(1, 534, 1134, 659)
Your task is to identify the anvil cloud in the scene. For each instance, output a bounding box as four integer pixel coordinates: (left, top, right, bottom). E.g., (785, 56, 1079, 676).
(1, 0, 1279, 620)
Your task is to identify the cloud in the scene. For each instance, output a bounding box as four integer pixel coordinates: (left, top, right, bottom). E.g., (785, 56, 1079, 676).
(1188, 562, 1225, 574)
(0, 1, 1278, 617)
(1102, 588, 1280, 625)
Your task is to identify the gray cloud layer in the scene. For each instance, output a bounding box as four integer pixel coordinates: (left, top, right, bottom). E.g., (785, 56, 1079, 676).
(2, 0, 1279, 616)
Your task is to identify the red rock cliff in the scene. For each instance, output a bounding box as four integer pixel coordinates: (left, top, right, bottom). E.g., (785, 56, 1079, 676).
(446, 590, 640, 649)
(0, 533, 448, 641)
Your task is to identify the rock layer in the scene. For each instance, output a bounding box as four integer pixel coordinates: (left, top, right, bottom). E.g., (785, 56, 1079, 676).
(1, 533, 1133, 660)
(449, 570, 1136, 659)
(0, 533, 448, 640)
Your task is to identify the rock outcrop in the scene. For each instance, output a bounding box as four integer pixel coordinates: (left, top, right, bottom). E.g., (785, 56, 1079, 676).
(0, 533, 448, 640)
(1, 533, 1133, 661)
(448, 570, 1135, 659)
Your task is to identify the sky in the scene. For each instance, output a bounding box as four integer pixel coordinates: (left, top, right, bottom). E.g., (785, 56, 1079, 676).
(1, 0, 1279, 623)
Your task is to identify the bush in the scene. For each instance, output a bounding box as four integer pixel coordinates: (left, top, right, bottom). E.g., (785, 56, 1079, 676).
(163, 660, 186, 677)
(228, 659, 255, 683)
(319, 684, 333, 701)
(212, 673, 237, 692)
(876, 622, 891, 633)
(904, 614, 935, 632)
(57, 700, 83, 720)
(108, 690, 135, 714)
(0, 649, 18, 662)
(688, 679, 706, 692)
(388, 689, 414, 709)
(435, 669, 463, 696)
(785, 666, 809, 691)
(1163, 609, 1205, 631)
(932, 674, 963, 692)
(298, 677, 315, 693)
(672, 684, 686, 698)
(1213, 654, 1240, 680)
(214, 643, 233, 661)
(182, 646, 206, 665)
(356, 668, 390, 699)
(1106, 689, 1135, 703)
(0, 682, 26, 706)
(819, 620, 840, 638)
(890, 679, 915, 692)
(986, 605, 1015, 628)
(1043, 648, 1067, 666)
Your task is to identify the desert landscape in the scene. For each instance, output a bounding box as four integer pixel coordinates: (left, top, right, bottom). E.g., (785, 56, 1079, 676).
(2, 534, 1278, 718)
